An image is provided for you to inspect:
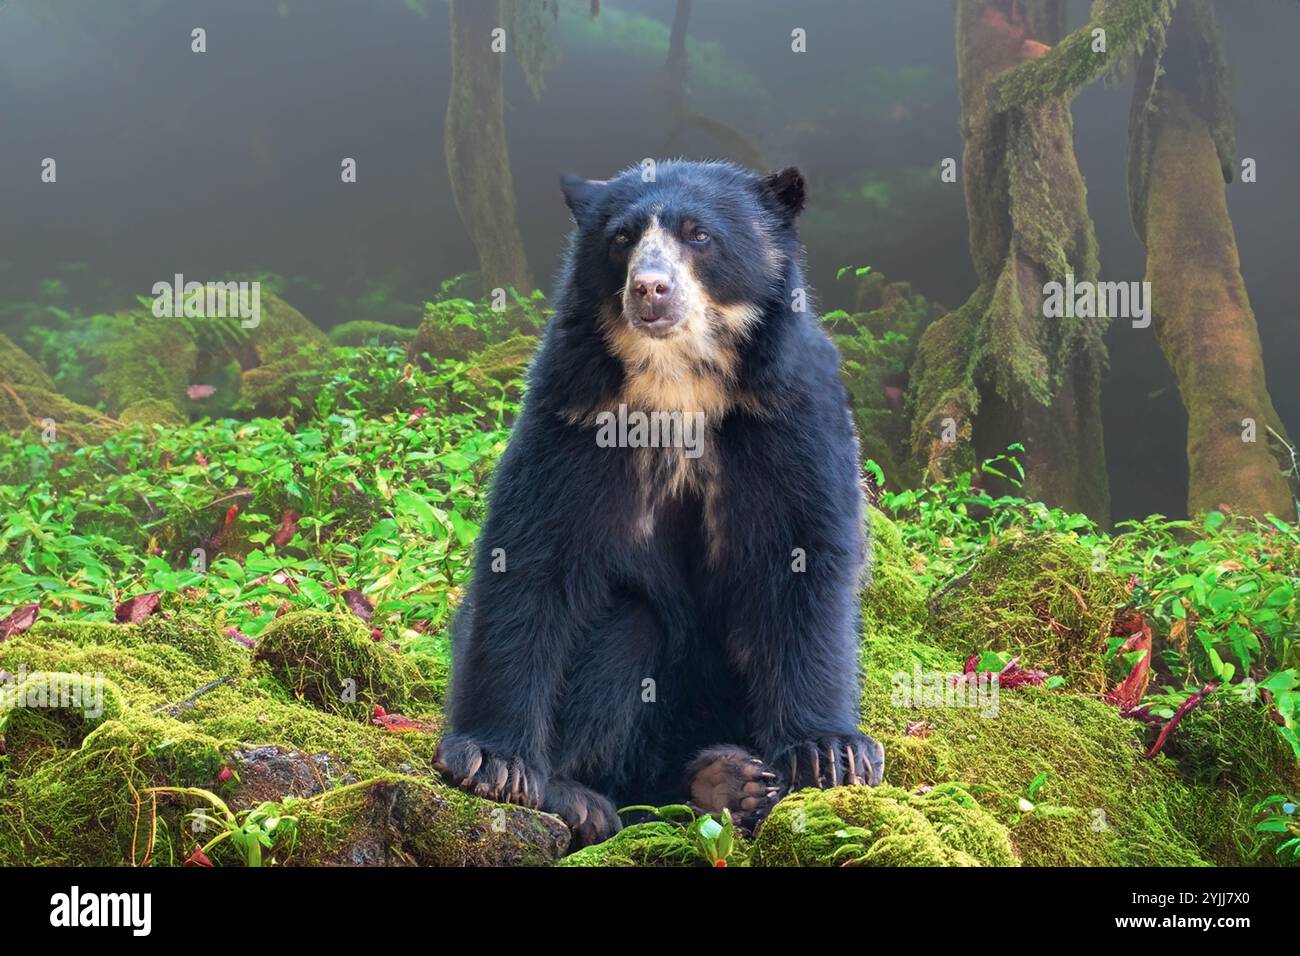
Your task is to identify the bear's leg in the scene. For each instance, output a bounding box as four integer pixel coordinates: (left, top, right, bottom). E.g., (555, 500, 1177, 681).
(546, 595, 682, 845)
(685, 746, 783, 831)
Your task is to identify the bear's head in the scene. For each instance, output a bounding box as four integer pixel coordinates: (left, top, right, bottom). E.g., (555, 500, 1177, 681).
(559, 161, 807, 410)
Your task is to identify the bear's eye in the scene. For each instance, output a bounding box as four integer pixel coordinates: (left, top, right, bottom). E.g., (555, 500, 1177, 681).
(612, 230, 631, 246)
(689, 229, 710, 244)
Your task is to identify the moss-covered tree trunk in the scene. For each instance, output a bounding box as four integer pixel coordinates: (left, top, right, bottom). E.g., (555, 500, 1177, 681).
(1127, 0, 1295, 519)
(445, 0, 531, 293)
(910, 0, 1182, 522)
(910, 0, 1115, 520)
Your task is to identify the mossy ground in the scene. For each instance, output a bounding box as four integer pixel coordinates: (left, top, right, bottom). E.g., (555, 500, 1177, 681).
(844, 510, 1297, 868)
(927, 530, 1127, 692)
(0, 609, 556, 866)
(752, 783, 1016, 867)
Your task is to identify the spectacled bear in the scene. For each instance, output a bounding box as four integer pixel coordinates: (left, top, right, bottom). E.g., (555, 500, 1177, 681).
(435, 160, 883, 849)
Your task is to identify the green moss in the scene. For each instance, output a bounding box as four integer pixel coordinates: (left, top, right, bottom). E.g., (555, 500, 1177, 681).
(863, 508, 929, 643)
(0, 383, 121, 444)
(0, 333, 57, 390)
(559, 820, 714, 868)
(857, 610, 1248, 866)
(119, 397, 187, 427)
(0, 610, 554, 866)
(235, 295, 332, 417)
(286, 774, 567, 866)
(252, 610, 440, 719)
(407, 314, 487, 367)
(1162, 694, 1300, 864)
(927, 531, 1125, 692)
(751, 783, 1016, 867)
(464, 333, 538, 395)
(328, 321, 416, 348)
(99, 313, 197, 420)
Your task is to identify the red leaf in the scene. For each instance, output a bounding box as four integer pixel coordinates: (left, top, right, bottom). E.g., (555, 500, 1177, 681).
(342, 589, 374, 623)
(271, 509, 300, 547)
(114, 592, 161, 624)
(371, 710, 435, 734)
(1104, 611, 1152, 711)
(0, 603, 39, 641)
(217, 767, 233, 782)
(1144, 682, 1220, 759)
(186, 384, 216, 400)
(184, 844, 213, 867)
(954, 654, 1046, 690)
(225, 626, 256, 649)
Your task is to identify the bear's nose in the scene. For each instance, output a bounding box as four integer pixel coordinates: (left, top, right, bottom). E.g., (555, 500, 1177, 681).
(632, 272, 673, 303)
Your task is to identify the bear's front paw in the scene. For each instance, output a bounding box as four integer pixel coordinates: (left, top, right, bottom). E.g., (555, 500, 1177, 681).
(770, 733, 884, 790)
(434, 734, 545, 809)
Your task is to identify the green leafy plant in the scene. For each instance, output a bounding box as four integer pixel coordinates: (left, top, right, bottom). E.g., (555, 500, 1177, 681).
(619, 804, 738, 867)
(1253, 795, 1300, 864)
(144, 786, 299, 867)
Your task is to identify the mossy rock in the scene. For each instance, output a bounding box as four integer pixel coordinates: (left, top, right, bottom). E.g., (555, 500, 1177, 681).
(927, 530, 1125, 692)
(751, 783, 1017, 867)
(857, 611, 1281, 866)
(0, 333, 57, 390)
(0, 672, 126, 766)
(1161, 694, 1300, 864)
(234, 295, 332, 417)
(244, 293, 330, 357)
(99, 312, 197, 421)
(862, 508, 928, 644)
(253, 610, 440, 719)
(328, 320, 416, 347)
(0, 609, 561, 866)
(119, 397, 187, 427)
(406, 315, 486, 368)
(223, 749, 569, 866)
(464, 333, 538, 391)
(0, 382, 121, 444)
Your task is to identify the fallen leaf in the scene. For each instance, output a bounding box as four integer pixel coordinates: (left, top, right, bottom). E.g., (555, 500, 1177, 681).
(342, 589, 374, 623)
(225, 627, 256, 649)
(0, 603, 39, 641)
(1104, 611, 1152, 712)
(271, 509, 300, 547)
(184, 844, 213, 867)
(371, 710, 435, 734)
(114, 592, 161, 624)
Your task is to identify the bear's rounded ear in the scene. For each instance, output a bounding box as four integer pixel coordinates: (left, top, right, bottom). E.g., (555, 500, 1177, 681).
(560, 174, 606, 220)
(759, 167, 807, 222)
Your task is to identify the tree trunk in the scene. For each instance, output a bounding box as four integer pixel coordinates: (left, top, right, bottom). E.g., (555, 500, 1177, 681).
(911, 0, 1121, 521)
(1127, 0, 1295, 519)
(445, 0, 531, 294)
